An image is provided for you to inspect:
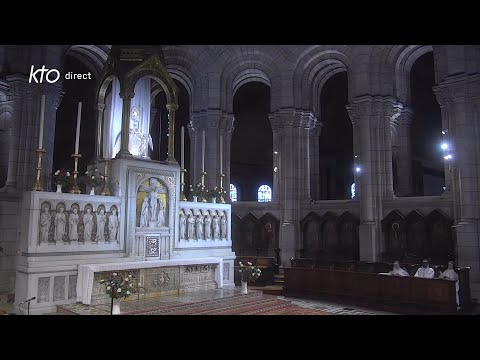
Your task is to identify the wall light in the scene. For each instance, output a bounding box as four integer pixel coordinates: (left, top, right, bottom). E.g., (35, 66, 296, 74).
(441, 143, 449, 151)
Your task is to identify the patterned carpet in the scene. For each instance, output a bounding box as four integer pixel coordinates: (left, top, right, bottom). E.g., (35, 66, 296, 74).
(57, 288, 333, 315)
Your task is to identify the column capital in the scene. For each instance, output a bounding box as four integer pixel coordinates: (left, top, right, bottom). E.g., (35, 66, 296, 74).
(166, 103, 179, 111)
(398, 107, 414, 126)
(433, 73, 480, 106)
(120, 89, 134, 100)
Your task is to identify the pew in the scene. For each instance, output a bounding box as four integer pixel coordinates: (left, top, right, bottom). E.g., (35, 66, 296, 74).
(234, 256, 276, 286)
(284, 267, 461, 314)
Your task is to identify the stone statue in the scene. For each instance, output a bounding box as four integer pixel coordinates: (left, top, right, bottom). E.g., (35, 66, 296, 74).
(96, 209, 106, 242)
(39, 206, 52, 243)
(108, 208, 119, 241)
(54, 206, 66, 243)
(213, 215, 220, 239)
(157, 198, 165, 227)
(187, 213, 195, 240)
(220, 214, 227, 239)
(204, 213, 212, 239)
(140, 197, 149, 228)
(139, 133, 153, 158)
(83, 207, 93, 242)
(139, 178, 165, 225)
(196, 213, 204, 240)
(68, 208, 79, 241)
(179, 212, 186, 240)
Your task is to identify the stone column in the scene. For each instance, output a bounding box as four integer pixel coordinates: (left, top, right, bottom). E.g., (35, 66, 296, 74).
(309, 121, 323, 200)
(150, 106, 158, 160)
(95, 103, 105, 160)
(346, 96, 401, 261)
(223, 113, 234, 200)
(269, 114, 281, 204)
(394, 107, 413, 196)
(434, 74, 480, 283)
(116, 90, 133, 159)
(166, 103, 178, 164)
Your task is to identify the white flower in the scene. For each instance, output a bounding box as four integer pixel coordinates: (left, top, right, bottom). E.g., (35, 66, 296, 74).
(125, 277, 129, 282)
(106, 286, 111, 290)
(128, 274, 132, 278)
(239, 270, 242, 273)
(138, 283, 141, 287)
(247, 262, 252, 266)
(126, 291, 130, 295)
(91, 175, 95, 180)
(129, 283, 133, 287)
(66, 172, 70, 176)
(55, 170, 60, 175)
(85, 171, 89, 175)
(95, 169, 98, 172)
(117, 288, 122, 293)
(239, 262, 243, 266)
(113, 272, 117, 276)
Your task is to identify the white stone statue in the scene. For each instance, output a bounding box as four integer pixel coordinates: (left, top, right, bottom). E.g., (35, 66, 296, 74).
(108, 208, 119, 241)
(414, 259, 435, 279)
(68, 208, 79, 241)
(220, 214, 227, 239)
(439, 261, 459, 305)
(139, 178, 165, 225)
(179, 212, 186, 240)
(83, 207, 93, 242)
(139, 133, 153, 158)
(96, 209, 106, 242)
(140, 197, 149, 228)
(196, 213, 204, 240)
(213, 215, 220, 239)
(387, 261, 409, 276)
(157, 198, 165, 227)
(39, 206, 52, 243)
(54, 206, 66, 243)
(187, 213, 195, 240)
(204, 213, 212, 239)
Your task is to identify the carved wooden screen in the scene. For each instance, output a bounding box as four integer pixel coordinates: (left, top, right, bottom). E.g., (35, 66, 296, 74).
(381, 210, 407, 262)
(426, 209, 453, 264)
(406, 210, 427, 260)
(338, 212, 360, 261)
(259, 213, 280, 257)
(300, 212, 323, 259)
(321, 213, 339, 258)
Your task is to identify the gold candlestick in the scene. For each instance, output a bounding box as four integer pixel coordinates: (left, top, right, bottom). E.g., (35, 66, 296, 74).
(199, 171, 207, 203)
(218, 173, 226, 204)
(69, 154, 82, 194)
(100, 159, 111, 196)
(180, 168, 188, 201)
(33, 149, 46, 191)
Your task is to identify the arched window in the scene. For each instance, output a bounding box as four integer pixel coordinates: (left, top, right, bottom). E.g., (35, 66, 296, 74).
(230, 183, 238, 202)
(257, 185, 272, 202)
(351, 183, 356, 199)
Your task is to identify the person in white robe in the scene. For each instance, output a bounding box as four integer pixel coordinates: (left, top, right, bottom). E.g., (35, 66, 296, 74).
(438, 261, 460, 305)
(388, 261, 410, 276)
(414, 259, 435, 278)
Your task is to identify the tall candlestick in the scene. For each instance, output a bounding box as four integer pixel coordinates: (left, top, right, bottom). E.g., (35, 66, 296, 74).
(38, 95, 45, 149)
(181, 126, 185, 169)
(74, 102, 82, 154)
(219, 134, 223, 174)
(201, 130, 205, 173)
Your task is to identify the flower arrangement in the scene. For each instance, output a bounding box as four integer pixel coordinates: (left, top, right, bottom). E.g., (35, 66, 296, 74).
(50, 168, 73, 187)
(238, 261, 262, 283)
(189, 182, 208, 199)
(209, 186, 227, 202)
(99, 271, 139, 299)
(80, 169, 105, 188)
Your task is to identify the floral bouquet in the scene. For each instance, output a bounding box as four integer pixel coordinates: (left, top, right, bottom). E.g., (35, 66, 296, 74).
(189, 182, 208, 200)
(238, 261, 262, 283)
(49, 168, 73, 188)
(80, 169, 105, 188)
(99, 271, 139, 299)
(209, 186, 227, 202)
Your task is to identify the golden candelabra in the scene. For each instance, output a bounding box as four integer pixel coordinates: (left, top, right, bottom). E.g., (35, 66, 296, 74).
(199, 171, 208, 203)
(100, 159, 111, 196)
(69, 153, 82, 194)
(218, 173, 226, 204)
(180, 168, 188, 201)
(32, 149, 46, 191)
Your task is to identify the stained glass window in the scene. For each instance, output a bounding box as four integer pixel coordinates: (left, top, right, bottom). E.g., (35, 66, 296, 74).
(257, 185, 272, 202)
(230, 184, 238, 202)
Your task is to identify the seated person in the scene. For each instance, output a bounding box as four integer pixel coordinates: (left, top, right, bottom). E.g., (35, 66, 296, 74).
(387, 261, 409, 276)
(414, 259, 435, 279)
(438, 261, 459, 305)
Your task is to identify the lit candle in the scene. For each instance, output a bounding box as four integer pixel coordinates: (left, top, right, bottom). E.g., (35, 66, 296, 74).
(38, 95, 46, 149)
(181, 126, 185, 169)
(219, 134, 223, 174)
(201, 130, 205, 173)
(74, 102, 82, 154)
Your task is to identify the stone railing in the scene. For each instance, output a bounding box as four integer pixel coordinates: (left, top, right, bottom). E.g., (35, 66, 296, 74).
(21, 191, 123, 254)
(177, 201, 231, 248)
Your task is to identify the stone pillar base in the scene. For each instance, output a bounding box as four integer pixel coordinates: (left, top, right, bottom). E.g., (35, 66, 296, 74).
(358, 222, 381, 262)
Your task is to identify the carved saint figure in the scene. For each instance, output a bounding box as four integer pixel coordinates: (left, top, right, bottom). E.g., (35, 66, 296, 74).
(54, 206, 66, 243)
(196, 213, 204, 240)
(187, 213, 195, 240)
(140, 196, 149, 227)
(83, 207, 93, 242)
(139, 178, 165, 225)
(108, 208, 119, 241)
(179, 212, 186, 240)
(39, 206, 52, 243)
(213, 215, 220, 239)
(69, 207, 79, 241)
(220, 214, 227, 239)
(204, 213, 212, 239)
(157, 198, 165, 227)
(96, 208, 106, 242)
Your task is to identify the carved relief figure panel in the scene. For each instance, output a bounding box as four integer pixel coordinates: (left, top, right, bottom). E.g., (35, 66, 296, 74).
(83, 204, 94, 242)
(69, 204, 80, 241)
(213, 212, 220, 239)
(196, 211, 204, 240)
(187, 210, 195, 240)
(39, 202, 53, 244)
(54, 203, 67, 243)
(96, 205, 106, 242)
(137, 177, 168, 229)
(220, 212, 227, 240)
(204, 211, 212, 239)
(179, 210, 186, 240)
(108, 205, 119, 241)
